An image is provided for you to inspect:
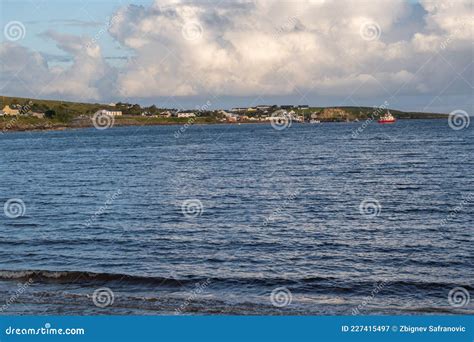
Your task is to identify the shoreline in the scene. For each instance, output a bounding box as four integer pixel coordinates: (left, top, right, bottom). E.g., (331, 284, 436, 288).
(0, 116, 448, 133)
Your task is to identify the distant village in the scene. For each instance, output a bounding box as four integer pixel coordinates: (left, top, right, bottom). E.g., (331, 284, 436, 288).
(0, 100, 445, 131)
(87, 104, 317, 123)
(0, 102, 327, 123)
(5, 98, 437, 126)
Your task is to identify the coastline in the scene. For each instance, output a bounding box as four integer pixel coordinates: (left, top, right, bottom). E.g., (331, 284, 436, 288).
(0, 117, 237, 133)
(1, 95, 449, 133)
(0, 116, 448, 133)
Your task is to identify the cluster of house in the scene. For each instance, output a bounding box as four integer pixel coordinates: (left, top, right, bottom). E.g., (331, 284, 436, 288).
(2, 101, 318, 123)
(0, 105, 45, 118)
(221, 105, 310, 122)
(139, 110, 195, 118)
(138, 105, 312, 122)
(0, 98, 373, 125)
(230, 104, 309, 113)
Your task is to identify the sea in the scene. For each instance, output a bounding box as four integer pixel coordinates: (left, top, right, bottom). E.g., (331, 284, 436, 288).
(0, 119, 472, 315)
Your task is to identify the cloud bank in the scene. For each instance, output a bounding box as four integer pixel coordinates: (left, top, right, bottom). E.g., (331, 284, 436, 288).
(1, 0, 472, 109)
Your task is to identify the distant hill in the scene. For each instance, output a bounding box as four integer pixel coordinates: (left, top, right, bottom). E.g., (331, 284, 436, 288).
(0, 95, 448, 132)
(0, 95, 140, 119)
(294, 106, 447, 121)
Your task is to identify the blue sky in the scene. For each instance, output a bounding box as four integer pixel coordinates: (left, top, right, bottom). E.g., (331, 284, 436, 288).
(0, 0, 472, 113)
(1, 0, 146, 63)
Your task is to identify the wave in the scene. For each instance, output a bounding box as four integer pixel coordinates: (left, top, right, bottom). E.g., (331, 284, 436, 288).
(0, 270, 330, 288)
(0, 270, 191, 286)
(0, 270, 470, 295)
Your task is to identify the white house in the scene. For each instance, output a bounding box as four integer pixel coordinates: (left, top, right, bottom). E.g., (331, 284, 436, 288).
(177, 112, 196, 118)
(95, 109, 122, 116)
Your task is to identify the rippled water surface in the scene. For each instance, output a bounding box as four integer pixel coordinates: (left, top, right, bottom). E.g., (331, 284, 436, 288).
(0, 120, 472, 315)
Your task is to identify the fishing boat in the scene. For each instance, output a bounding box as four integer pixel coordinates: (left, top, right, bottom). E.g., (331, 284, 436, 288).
(378, 110, 396, 124)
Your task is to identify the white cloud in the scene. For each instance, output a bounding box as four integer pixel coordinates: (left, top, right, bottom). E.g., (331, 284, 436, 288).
(107, 0, 472, 99)
(0, 0, 472, 106)
(1, 31, 115, 101)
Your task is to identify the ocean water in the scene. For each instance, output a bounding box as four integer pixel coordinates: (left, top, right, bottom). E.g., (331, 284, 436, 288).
(0, 120, 472, 315)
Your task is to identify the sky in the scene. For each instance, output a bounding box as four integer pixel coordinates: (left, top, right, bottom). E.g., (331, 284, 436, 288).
(0, 0, 472, 112)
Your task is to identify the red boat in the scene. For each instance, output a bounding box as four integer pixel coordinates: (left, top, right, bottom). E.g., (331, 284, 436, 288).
(378, 110, 396, 124)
